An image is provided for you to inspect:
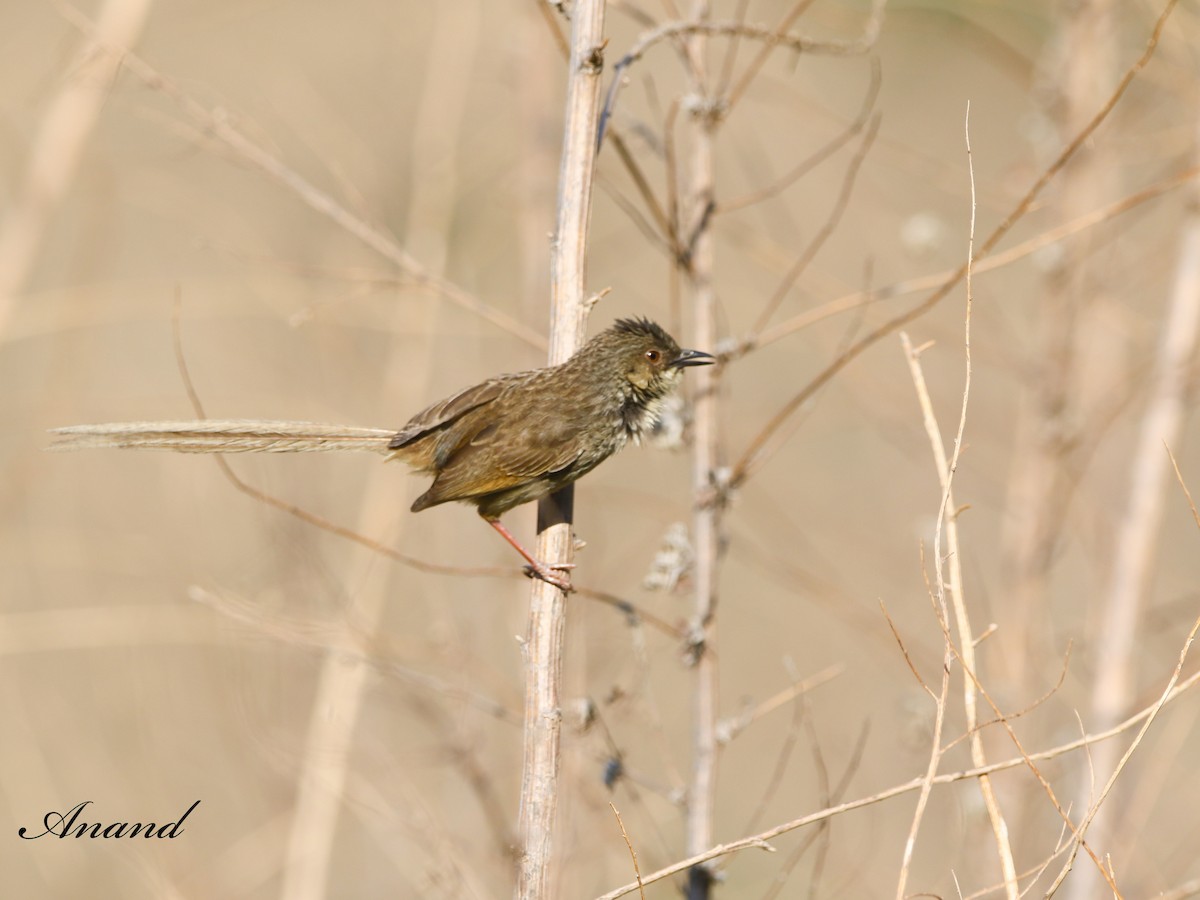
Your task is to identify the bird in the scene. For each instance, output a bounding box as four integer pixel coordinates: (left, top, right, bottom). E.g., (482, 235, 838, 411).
(51, 318, 714, 590)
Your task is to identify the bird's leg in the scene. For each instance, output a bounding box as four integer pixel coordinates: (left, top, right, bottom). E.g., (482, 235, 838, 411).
(484, 516, 575, 592)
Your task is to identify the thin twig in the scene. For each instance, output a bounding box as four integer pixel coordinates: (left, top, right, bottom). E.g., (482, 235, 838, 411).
(609, 803, 647, 900)
(724, 0, 822, 114)
(715, 663, 843, 745)
(750, 115, 880, 335)
(1166, 445, 1200, 532)
(720, 59, 881, 214)
(880, 598, 932, 695)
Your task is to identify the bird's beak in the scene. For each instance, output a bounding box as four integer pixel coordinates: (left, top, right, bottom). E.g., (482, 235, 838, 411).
(670, 348, 716, 368)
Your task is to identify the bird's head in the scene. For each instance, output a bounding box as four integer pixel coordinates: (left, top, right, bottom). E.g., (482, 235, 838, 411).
(595, 317, 715, 399)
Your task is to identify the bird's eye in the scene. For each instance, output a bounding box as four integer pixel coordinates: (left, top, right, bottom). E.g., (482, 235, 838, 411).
(645, 349, 661, 362)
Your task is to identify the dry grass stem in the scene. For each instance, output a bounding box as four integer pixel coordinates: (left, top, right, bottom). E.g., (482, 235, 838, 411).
(599, 1, 884, 149)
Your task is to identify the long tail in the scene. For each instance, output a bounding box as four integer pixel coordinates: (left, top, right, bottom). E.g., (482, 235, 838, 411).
(49, 419, 396, 455)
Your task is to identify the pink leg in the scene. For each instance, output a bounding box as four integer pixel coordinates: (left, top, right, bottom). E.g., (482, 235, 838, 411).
(485, 517, 574, 591)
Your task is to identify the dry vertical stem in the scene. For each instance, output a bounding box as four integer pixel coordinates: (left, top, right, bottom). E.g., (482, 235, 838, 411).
(681, 4, 721, 899)
(516, 0, 607, 897)
(951, 107, 1018, 898)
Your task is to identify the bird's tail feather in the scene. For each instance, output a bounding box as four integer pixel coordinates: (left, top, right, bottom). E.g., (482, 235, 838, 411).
(49, 420, 396, 455)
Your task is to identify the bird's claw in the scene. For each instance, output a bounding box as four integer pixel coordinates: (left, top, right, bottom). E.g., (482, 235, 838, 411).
(522, 563, 575, 592)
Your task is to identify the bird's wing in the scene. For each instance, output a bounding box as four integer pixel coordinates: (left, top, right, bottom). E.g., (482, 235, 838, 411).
(389, 376, 516, 449)
(474, 419, 584, 477)
(412, 412, 585, 509)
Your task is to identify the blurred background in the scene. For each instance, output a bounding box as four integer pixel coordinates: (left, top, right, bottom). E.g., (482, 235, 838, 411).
(3, 0, 1199, 897)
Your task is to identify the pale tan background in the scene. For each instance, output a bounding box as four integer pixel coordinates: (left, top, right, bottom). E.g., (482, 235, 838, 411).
(3, 1, 1199, 897)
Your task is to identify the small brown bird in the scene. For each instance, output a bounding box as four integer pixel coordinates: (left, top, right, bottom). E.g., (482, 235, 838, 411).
(51, 318, 714, 590)
(387, 318, 714, 588)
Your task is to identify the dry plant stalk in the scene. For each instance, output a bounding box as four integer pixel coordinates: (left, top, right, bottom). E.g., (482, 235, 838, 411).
(516, 1, 607, 897)
(681, 5, 721, 898)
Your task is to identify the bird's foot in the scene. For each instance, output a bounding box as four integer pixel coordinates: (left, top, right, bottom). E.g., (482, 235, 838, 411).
(522, 561, 576, 592)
